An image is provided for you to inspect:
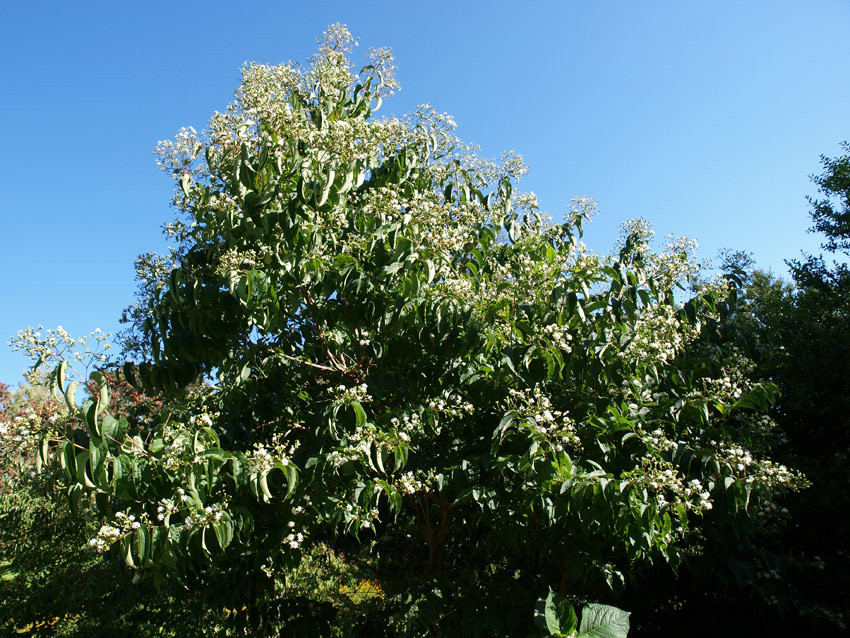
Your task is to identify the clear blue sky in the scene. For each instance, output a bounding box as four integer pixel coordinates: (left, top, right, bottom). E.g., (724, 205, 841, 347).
(2, 1, 849, 385)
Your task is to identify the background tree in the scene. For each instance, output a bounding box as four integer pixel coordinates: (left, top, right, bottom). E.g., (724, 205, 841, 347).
(717, 144, 850, 632)
(803, 141, 850, 256)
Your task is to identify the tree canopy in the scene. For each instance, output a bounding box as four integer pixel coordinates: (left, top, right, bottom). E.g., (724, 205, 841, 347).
(14, 26, 807, 635)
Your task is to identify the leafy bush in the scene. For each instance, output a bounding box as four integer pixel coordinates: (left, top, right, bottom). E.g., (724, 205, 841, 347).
(0, 360, 220, 636)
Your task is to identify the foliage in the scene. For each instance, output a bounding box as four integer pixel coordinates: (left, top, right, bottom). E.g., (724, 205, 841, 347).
(535, 590, 630, 638)
(268, 542, 394, 636)
(803, 140, 850, 255)
(0, 372, 224, 637)
(16, 25, 805, 635)
(1, 369, 400, 636)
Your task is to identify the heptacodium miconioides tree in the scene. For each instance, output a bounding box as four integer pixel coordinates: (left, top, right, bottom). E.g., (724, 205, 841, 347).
(30, 25, 804, 635)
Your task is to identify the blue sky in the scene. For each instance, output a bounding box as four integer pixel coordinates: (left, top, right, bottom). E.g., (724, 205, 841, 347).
(2, 1, 849, 385)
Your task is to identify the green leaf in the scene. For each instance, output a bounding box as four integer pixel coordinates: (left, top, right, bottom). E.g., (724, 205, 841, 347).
(494, 410, 516, 441)
(67, 483, 83, 517)
(548, 592, 577, 635)
(534, 591, 577, 636)
(123, 361, 139, 389)
(55, 360, 67, 396)
(102, 414, 128, 443)
(92, 370, 109, 421)
(543, 349, 556, 379)
(393, 443, 408, 471)
(84, 400, 102, 438)
(135, 527, 149, 563)
(577, 603, 630, 638)
(59, 439, 77, 479)
(64, 380, 80, 412)
(212, 521, 234, 550)
(231, 455, 247, 489)
(75, 450, 97, 489)
(120, 536, 135, 568)
(275, 460, 298, 499)
(37, 436, 50, 472)
(89, 439, 108, 477)
(258, 471, 273, 502)
(384, 261, 403, 277)
(351, 401, 367, 428)
(151, 527, 168, 560)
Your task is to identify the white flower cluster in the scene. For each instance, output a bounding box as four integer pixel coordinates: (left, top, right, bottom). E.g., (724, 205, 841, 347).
(252, 434, 300, 473)
(155, 126, 201, 173)
(90, 524, 121, 552)
(760, 500, 790, 518)
(621, 304, 684, 366)
(182, 501, 227, 529)
(327, 414, 406, 468)
(285, 530, 305, 549)
(720, 443, 755, 472)
(726, 412, 783, 446)
(332, 383, 372, 404)
(427, 393, 474, 419)
(188, 413, 215, 428)
(542, 323, 573, 352)
(336, 500, 381, 531)
(1, 408, 66, 463)
(704, 441, 807, 492)
(216, 247, 262, 277)
(390, 412, 420, 433)
(646, 235, 703, 288)
(160, 434, 191, 472)
(808, 606, 846, 631)
(617, 218, 654, 256)
(328, 421, 378, 464)
(116, 510, 144, 529)
(397, 471, 424, 495)
(89, 510, 147, 552)
(327, 448, 360, 467)
(505, 387, 579, 452)
(156, 496, 178, 522)
(541, 231, 601, 280)
(700, 371, 745, 402)
(759, 567, 783, 581)
(282, 498, 313, 543)
(640, 428, 677, 452)
(533, 408, 579, 452)
(156, 488, 231, 530)
(441, 275, 475, 300)
(746, 458, 804, 489)
(621, 377, 655, 405)
(631, 462, 713, 513)
(686, 480, 714, 512)
(385, 412, 420, 446)
(565, 196, 598, 228)
(694, 273, 732, 302)
(9, 326, 112, 374)
(514, 192, 539, 210)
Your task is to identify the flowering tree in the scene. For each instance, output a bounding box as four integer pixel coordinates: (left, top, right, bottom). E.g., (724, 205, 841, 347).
(27, 26, 804, 635)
